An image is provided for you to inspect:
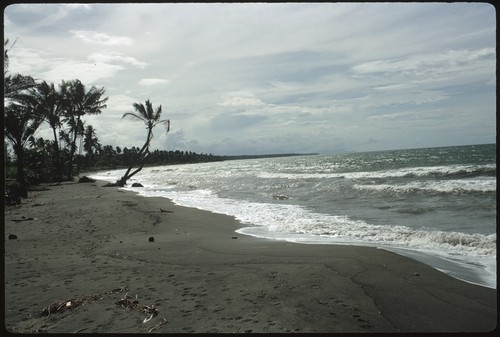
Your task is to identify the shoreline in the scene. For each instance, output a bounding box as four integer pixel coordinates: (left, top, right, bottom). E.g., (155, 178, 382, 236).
(99, 173, 497, 290)
(3, 179, 497, 333)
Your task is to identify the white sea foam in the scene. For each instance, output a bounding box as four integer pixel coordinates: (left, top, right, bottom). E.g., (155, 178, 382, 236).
(353, 178, 496, 194)
(130, 185, 497, 288)
(125, 184, 497, 258)
(257, 163, 496, 181)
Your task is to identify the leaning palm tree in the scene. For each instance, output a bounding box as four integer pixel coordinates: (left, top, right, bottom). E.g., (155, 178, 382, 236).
(115, 99, 170, 186)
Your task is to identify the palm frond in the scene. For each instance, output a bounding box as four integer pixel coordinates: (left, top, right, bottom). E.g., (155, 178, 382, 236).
(132, 102, 148, 119)
(122, 112, 146, 122)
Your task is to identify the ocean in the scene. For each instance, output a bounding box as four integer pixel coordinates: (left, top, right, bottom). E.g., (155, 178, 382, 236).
(89, 143, 496, 289)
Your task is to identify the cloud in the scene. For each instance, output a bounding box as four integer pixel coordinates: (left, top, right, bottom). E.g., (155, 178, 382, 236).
(218, 92, 266, 107)
(138, 78, 170, 86)
(4, 4, 92, 33)
(351, 48, 495, 77)
(88, 52, 147, 69)
(4, 3, 496, 154)
(40, 60, 123, 84)
(6, 47, 48, 75)
(105, 94, 138, 113)
(71, 30, 133, 46)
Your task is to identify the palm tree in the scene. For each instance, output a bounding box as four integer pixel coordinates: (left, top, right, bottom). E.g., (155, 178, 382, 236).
(4, 98, 44, 185)
(30, 81, 65, 181)
(4, 39, 36, 104)
(60, 79, 108, 179)
(116, 99, 170, 186)
(83, 124, 100, 166)
(4, 38, 40, 187)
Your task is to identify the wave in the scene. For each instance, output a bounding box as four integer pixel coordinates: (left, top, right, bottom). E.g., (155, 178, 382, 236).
(127, 186, 496, 258)
(257, 164, 496, 181)
(353, 178, 496, 194)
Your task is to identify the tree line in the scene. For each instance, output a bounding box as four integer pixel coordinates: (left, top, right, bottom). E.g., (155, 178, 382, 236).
(3, 38, 223, 194)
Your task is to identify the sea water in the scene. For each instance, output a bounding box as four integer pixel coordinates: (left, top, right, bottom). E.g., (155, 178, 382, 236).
(89, 144, 496, 289)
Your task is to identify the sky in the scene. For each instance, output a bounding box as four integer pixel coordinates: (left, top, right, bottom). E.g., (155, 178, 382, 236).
(3, 2, 496, 155)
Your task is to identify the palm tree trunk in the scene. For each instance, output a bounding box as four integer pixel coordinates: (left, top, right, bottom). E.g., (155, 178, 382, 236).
(69, 115, 80, 179)
(14, 142, 25, 186)
(51, 126, 62, 182)
(117, 127, 153, 186)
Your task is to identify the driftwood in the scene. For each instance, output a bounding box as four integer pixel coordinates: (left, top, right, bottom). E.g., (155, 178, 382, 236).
(40, 287, 128, 316)
(40, 286, 161, 327)
(147, 318, 168, 332)
(115, 292, 159, 322)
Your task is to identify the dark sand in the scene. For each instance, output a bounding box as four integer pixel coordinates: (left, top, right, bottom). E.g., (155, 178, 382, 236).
(3, 180, 497, 333)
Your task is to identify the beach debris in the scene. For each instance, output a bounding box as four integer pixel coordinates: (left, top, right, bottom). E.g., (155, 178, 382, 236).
(11, 216, 35, 222)
(78, 176, 96, 183)
(273, 195, 290, 200)
(414, 272, 421, 277)
(40, 287, 128, 316)
(148, 236, 155, 242)
(132, 182, 144, 187)
(231, 236, 238, 239)
(73, 328, 88, 333)
(102, 182, 120, 187)
(160, 208, 173, 213)
(8, 234, 18, 240)
(115, 293, 159, 321)
(147, 318, 168, 332)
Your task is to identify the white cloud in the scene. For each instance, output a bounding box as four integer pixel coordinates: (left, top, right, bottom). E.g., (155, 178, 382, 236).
(71, 30, 133, 46)
(351, 48, 495, 76)
(138, 78, 170, 86)
(88, 52, 147, 69)
(106, 94, 137, 113)
(40, 60, 123, 84)
(219, 95, 265, 107)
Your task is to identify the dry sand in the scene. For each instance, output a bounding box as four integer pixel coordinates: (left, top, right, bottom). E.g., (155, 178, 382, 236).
(3, 179, 497, 333)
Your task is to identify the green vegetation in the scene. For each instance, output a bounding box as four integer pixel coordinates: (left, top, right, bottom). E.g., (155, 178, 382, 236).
(3, 40, 222, 189)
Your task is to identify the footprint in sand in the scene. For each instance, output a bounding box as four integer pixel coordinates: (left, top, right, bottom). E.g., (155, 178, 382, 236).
(213, 305, 225, 313)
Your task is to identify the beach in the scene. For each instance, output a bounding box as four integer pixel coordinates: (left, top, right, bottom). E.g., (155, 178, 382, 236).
(3, 179, 497, 333)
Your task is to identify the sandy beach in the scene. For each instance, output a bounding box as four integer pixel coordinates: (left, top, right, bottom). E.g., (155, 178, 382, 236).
(3, 179, 497, 333)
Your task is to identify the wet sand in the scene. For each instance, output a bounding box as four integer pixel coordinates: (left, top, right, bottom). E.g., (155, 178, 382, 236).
(3, 180, 497, 333)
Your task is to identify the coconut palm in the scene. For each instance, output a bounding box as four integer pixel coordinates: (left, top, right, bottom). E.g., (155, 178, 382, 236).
(29, 81, 65, 181)
(60, 79, 108, 179)
(4, 97, 44, 185)
(83, 124, 100, 166)
(116, 99, 170, 186)
(4, 39, 36, 104)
